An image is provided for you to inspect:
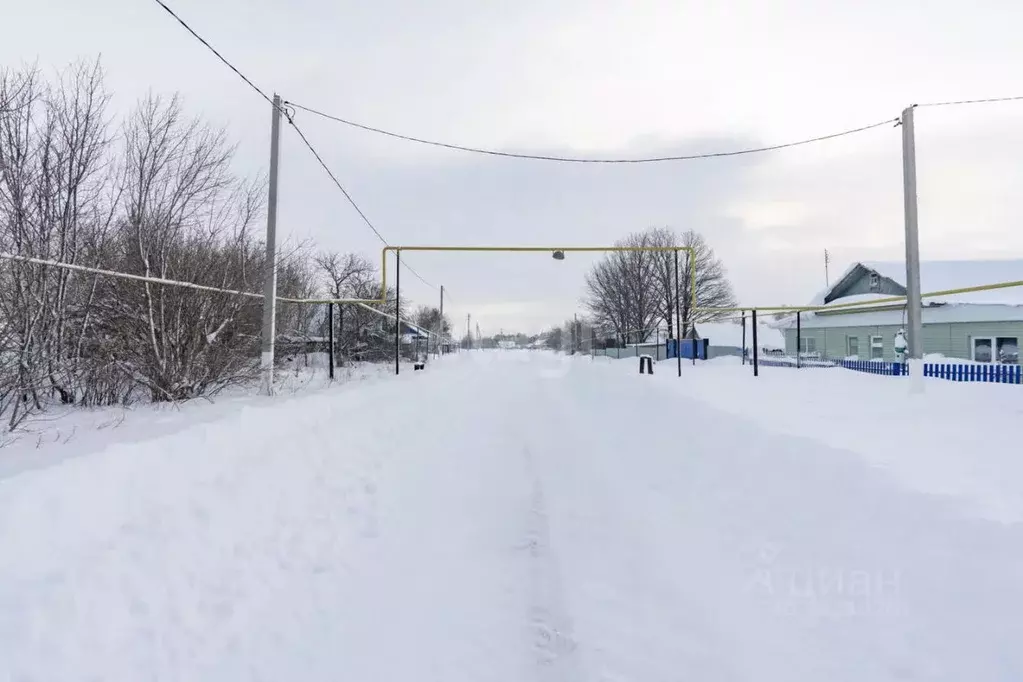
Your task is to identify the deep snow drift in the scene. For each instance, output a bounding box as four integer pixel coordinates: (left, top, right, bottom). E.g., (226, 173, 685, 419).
(1, 351, 1022, 681)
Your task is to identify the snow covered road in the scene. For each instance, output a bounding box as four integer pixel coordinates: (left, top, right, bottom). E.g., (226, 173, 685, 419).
(2, 351, 1022, 681)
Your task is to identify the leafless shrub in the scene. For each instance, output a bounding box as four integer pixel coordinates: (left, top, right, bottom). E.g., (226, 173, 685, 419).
(0, 60, 430, 433)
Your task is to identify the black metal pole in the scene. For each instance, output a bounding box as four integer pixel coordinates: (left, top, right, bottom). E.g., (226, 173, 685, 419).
(689, 252, 697, 366)
(741, 310, 747, 365)
(327, 302, 335, 380)
(796, 311, 802, 369)
(752, 309, 759, 377)
(675, 249, 682, 377)
(338, 304, 344, 367)
(395, 250, 401, 375)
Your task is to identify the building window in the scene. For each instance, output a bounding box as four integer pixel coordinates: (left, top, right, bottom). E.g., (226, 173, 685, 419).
(999, 337, 1019, 364)
(869, 272, 880, 291)
(799, 337, 817, 358)
(870, 335, 884, 360)
(973, 338, 993, 362)
(973, 337, 1019, 363)
(847, 336, 859, 357)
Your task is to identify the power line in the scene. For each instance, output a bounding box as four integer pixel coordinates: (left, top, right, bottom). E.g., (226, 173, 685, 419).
(286, 121, 439, 291)
(917, 95, 1023, 108)
(288, 118, 438, 290)
(148, 0, 275, 108)
(0, 252, 437, 332)
(285, 100, 899, 163)
(287, 118, 389, 246)
(148, 0, 441, 293)
(403, 261, 439, 291)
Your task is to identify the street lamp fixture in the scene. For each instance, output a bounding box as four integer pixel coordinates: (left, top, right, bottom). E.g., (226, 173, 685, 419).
(552, 250, 565, 261)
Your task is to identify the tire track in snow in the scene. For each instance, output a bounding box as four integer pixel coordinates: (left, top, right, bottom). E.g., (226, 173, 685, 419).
(521, 361, 750, 681)
(519, 443, 582, 682)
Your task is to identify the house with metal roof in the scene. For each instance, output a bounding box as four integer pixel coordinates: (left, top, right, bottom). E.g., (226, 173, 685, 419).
(780, 260, 1023, 364)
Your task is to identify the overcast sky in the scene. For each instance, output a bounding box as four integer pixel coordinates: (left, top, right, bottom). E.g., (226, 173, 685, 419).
(5, 0, 1022, 333)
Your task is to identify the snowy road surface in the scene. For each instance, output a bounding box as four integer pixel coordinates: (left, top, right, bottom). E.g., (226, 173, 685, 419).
(2, 351, 1022, 681)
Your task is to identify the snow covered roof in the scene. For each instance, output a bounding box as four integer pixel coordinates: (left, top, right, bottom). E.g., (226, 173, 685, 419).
(866, 260, 1023, 305)
(811, 260, 1023, 307)
(785, 303, 1023, 329)
(693, 322, 785, 350)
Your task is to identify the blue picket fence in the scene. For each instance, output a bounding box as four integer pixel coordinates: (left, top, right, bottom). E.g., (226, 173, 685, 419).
(756, 356, 1023, 384)
(838, 360, 905, 376)
(921, 362, 1022, 383)
(665, 339, 708, 360)
(757, 358, 837, 369)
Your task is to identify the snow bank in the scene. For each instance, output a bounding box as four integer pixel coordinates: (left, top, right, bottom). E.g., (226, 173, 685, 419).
(652, 358, 1023, 524)
(694, 321, 785, 350)
(0, 362, 397, 480)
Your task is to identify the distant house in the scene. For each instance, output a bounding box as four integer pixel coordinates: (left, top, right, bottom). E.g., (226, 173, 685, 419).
(399, 322, 430, 346)
(690, 321, 786, 359)
(781, 260, 1023, 364)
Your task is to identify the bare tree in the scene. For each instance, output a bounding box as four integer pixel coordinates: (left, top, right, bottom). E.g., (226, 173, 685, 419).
(584, 232, 662, 342)
(310, 252, 405, 363)
(1, 60, 420, 429)
(412, 305, 450, 338)
(0, 60, 121, 425)
(646, 227, 738, 337)
(675, 229, 736, 335)
(583, 227, 736, 346)
(316, 251, 375, 299)
(91, 93, 270, 401)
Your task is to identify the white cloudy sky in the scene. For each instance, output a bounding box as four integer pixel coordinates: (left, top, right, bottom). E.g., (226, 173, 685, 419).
(5, 0, 1022, 333)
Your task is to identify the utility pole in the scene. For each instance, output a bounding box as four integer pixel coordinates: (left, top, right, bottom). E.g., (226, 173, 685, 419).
(902, 105, 924, 392)
(466, 313, 471, 351)
(574, 313, 578, 354)
(395, 250, 401, 375)
(260, 94, 283, 396)
(439, 285, 445, 353)
(824, 248, 831, 288)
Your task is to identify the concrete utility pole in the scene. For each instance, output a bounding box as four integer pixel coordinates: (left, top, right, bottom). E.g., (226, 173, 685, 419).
(439, 285, 444, 353)
(260, 94, 283, 396)
(901, 105, 924, 391)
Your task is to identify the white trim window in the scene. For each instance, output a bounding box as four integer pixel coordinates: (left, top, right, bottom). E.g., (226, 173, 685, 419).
(799, 336, 817, 358)
(869, 272, 880, 291)
(870, 335, 884, 360)
(972, 336, 1019, 364)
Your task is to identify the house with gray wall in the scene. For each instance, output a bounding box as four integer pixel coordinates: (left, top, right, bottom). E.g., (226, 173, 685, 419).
(780, 260, 1023, 364)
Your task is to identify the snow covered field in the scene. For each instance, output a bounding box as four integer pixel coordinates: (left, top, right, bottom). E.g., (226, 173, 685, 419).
(1, 351, 1022, 681)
